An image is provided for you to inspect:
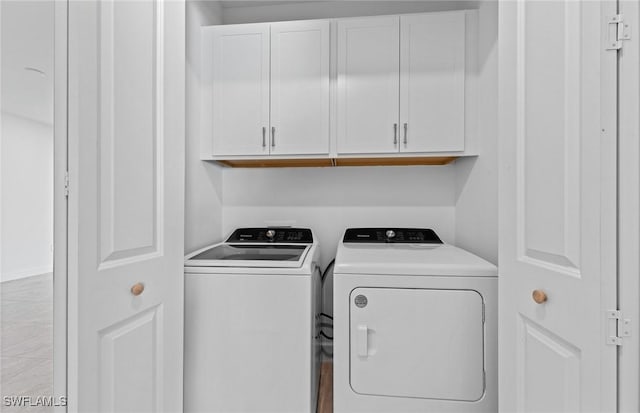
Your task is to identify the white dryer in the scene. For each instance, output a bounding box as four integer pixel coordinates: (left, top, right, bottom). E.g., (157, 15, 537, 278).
(184, 227, 322, 413)
(333, 228, 497, 413)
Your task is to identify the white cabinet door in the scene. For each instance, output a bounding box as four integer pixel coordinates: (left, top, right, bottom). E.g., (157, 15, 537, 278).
(337, 16, 400, 154)
(208, 23, 270, 156)
(67, 0, 185, 411)
(400, 12, 465, 153)
(499, 1, 617, 412)
(270, 20, 330, 155)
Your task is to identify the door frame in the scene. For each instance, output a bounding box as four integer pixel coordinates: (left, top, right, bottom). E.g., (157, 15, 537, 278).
(618, 1, 640, 411)
(53, 1, 68, 411)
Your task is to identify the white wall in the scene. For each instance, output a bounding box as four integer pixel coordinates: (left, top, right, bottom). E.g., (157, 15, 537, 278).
(222, 166, 457, 266)
(222, 165, 457, 315)
(185, 0, 226, 253)
(1, 113, 54, 281)
(454, 0, 498, 265)
(1, 0, 54, 282)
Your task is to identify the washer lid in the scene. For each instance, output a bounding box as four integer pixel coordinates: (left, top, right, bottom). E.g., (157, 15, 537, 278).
(185, 243, 311, 268)
(335, 243, 497, 277)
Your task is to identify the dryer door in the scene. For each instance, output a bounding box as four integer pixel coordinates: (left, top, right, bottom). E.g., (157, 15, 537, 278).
(349, 287, 485, 401)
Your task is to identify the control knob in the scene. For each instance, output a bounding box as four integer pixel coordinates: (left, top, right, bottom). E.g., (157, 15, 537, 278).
(265, 229, 276, 240)
(385, 230, 396, 240)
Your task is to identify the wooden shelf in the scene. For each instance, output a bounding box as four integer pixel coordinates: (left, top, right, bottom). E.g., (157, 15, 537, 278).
(217, 158, 334, 168)
(216, 156, 459, 168)
(335, 156, 458, 167)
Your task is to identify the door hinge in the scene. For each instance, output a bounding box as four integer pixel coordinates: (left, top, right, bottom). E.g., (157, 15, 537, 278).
(606, 14, 631, 50)
(606, 310, 631, 346)
(64, 171, 69, 197)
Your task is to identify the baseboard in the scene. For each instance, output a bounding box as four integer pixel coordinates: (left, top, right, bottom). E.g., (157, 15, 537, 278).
(1, 266, 53, 283)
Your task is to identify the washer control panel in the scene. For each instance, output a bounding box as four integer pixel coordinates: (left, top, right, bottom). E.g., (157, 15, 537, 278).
(227, 228, 313, 243)
(343, 228, 442, 244)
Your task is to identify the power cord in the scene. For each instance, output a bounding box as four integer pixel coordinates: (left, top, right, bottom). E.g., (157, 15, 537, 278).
(318, 260, 336, 348)
(321, 259, 335, 283)
(320, 312, 333, 320)
(319, 331, 333, 340)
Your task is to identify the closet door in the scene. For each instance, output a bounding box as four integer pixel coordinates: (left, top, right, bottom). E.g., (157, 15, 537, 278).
(270, 20, 330, 155)
(67, 0, 185, 410)
(208, 23, 270, 156)
(400, 12, 466, 153)
(337, 16, 400, 154)
(499, 0, 618, 411)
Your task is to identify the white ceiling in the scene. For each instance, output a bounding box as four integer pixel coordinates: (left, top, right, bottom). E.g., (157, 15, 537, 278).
(1, 1, 54, 125)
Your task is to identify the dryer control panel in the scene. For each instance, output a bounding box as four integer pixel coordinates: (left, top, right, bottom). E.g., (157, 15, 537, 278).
(343, 228, 442, 244)
(227, 227, 313, 243)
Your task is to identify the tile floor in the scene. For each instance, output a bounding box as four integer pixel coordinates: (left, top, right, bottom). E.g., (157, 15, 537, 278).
(1, 274, 53, 413)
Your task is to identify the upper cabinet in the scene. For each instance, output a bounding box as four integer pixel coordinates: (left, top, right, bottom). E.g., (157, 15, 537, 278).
(400, 12, 466, 153)
(271, 21, 331, 156)
(201, 10, 477, 164)
(207, 24, 270, 156)
(336, 16, 400, 154)
(203, 20, 330, 158)
(337, 11, 469, 155)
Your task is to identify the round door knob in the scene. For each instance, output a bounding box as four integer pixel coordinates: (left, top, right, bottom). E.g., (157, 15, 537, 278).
(385, 230, 396, 239)
(532, 289, 547, 304)
(266, 229, 276, 239)
(131, 283, 145, 296)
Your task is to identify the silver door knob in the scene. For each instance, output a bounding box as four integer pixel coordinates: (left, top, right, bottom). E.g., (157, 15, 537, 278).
(386, 230, 396, 239)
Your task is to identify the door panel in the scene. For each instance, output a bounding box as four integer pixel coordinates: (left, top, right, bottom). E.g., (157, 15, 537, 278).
(400, 12, 465, 153)
(270, 20, 330, 155)
(520, 1, 581, 271)
(208, 23, 270, 156)
(99, 307, 162, 412)
(98, 0, 159, 264)
(349, 288, 484, 401)
(67, 0, 185, 411)
(517, 316, 580, 412)
(499, 0, 617, 411)
(337, 16, 400, 154)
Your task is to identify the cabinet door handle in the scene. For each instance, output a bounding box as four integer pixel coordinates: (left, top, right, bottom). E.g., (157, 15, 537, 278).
(403, 123, 408, 144)
(393, 123, 398, 145)
(271, 126, 276, 147)
(262, 127, 266, 147)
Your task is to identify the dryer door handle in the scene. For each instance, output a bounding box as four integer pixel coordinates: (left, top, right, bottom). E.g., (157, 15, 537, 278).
(357, 324, 368, 357)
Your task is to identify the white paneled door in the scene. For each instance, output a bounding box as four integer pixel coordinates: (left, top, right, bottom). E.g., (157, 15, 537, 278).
(67, 1, 185, 411)
(499, 1, 617, 412)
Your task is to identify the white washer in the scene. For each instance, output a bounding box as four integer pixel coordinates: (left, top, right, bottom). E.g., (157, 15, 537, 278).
(333, 228, 497, 413)
(184, 227, 322, 413)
